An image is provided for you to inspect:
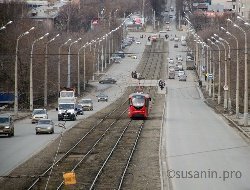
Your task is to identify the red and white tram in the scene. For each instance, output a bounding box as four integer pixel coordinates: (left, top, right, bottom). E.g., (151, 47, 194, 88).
(128, 92, 151, 119)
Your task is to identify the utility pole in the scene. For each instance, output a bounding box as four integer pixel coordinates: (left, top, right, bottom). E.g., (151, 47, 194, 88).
(153, 10, 156, 30)
(142, 0, 145, 18)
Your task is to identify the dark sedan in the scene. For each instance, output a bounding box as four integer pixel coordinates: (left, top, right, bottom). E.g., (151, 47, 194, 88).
(99, 78, 117, 84)
(76, 104, 84, 115)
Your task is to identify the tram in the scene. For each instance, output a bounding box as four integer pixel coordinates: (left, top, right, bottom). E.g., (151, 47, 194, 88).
(128, 92, 151, 119)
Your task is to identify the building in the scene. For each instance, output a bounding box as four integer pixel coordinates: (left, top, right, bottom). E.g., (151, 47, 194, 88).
(210, 0, 250, 20)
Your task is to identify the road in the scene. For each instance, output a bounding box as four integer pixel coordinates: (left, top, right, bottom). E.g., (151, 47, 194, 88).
(0, 32, 146, 176)
(162, 1, 250, 189)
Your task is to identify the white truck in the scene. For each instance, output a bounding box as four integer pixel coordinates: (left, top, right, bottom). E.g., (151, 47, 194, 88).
(56, 90, 77, 121)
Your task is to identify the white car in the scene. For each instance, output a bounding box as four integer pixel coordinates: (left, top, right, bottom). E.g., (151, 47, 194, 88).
(135, 40, 141, 44)
(174, 37, 179, 42)
(178, 70, 185, 77)
(131, 55, 137, 59)
(168, 58, 174, 64)
(31, 109, 48, 124)
(176, 54, 183, 60)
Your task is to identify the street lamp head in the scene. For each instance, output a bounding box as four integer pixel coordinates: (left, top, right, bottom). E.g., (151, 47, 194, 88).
(220, 26, 226, 31)
(244, 22, 250, 26)
(7, 21, 13, 25)
(29, 27, 35, 31)
(237, 16, 244, 21)
(63, 39, 71, 45)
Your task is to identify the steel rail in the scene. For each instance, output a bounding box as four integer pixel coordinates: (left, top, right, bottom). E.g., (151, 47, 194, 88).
(118, 121, 144, 189)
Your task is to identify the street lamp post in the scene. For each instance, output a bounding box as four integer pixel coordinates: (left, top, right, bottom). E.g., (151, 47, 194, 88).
(104, 34, 108, 68)
(58, 39, 71, 94)
(101, 36, 105, 72)
(91, 38, 99, 80)
(194, 40, 200, 78)
(206, 43, 209, 92)
(77, 42, 89, 96)
(67, 38, 81, 88)
(208, 45, 212, 97)
(14, 27, 35, 115)
(44, 34, 59, 107)
(213, 37, 227, 110)
(217, 36, 231, 112)
(29, 32, 49, 111)
(233, 23, 248, 126)
(221, 26, 239, 117)
(209, 39, 221, 104)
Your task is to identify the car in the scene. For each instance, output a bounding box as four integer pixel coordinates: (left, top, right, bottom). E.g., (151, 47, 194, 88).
(31, 109, 48, 123)
(187, 55, 194, 61)
(114, 59, 121, 64)
(99, 78, 117, 84)
(174, 44, 178, 48)
(116, 51, 125, 58)
(135, 40, 141, 44)
(178, 70, 185, 77)
(181, 40, 187, 46)
(169, 15, 173, 18)
(0, 114, 14, 137)
(159, 30, 167, 33)
(179, 74, 187, 81)
(168, 58, 174, 64)
(110, 54, 122, 61)
(177, 64, 183, 71)
(79, 98, 93, 111)
(174, 37, 179, 42)
(174, 65, 180, 71)
(176, 55, 183, 61)
(96, 93, 108, 102)
(165, 21, 170, 24)
(35, 119, 54, 135)
(131, 55, 137, 59)
(76, 104, 84, 115)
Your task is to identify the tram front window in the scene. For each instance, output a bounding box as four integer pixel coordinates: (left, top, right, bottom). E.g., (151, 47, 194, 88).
(131, 95, 145, 107)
